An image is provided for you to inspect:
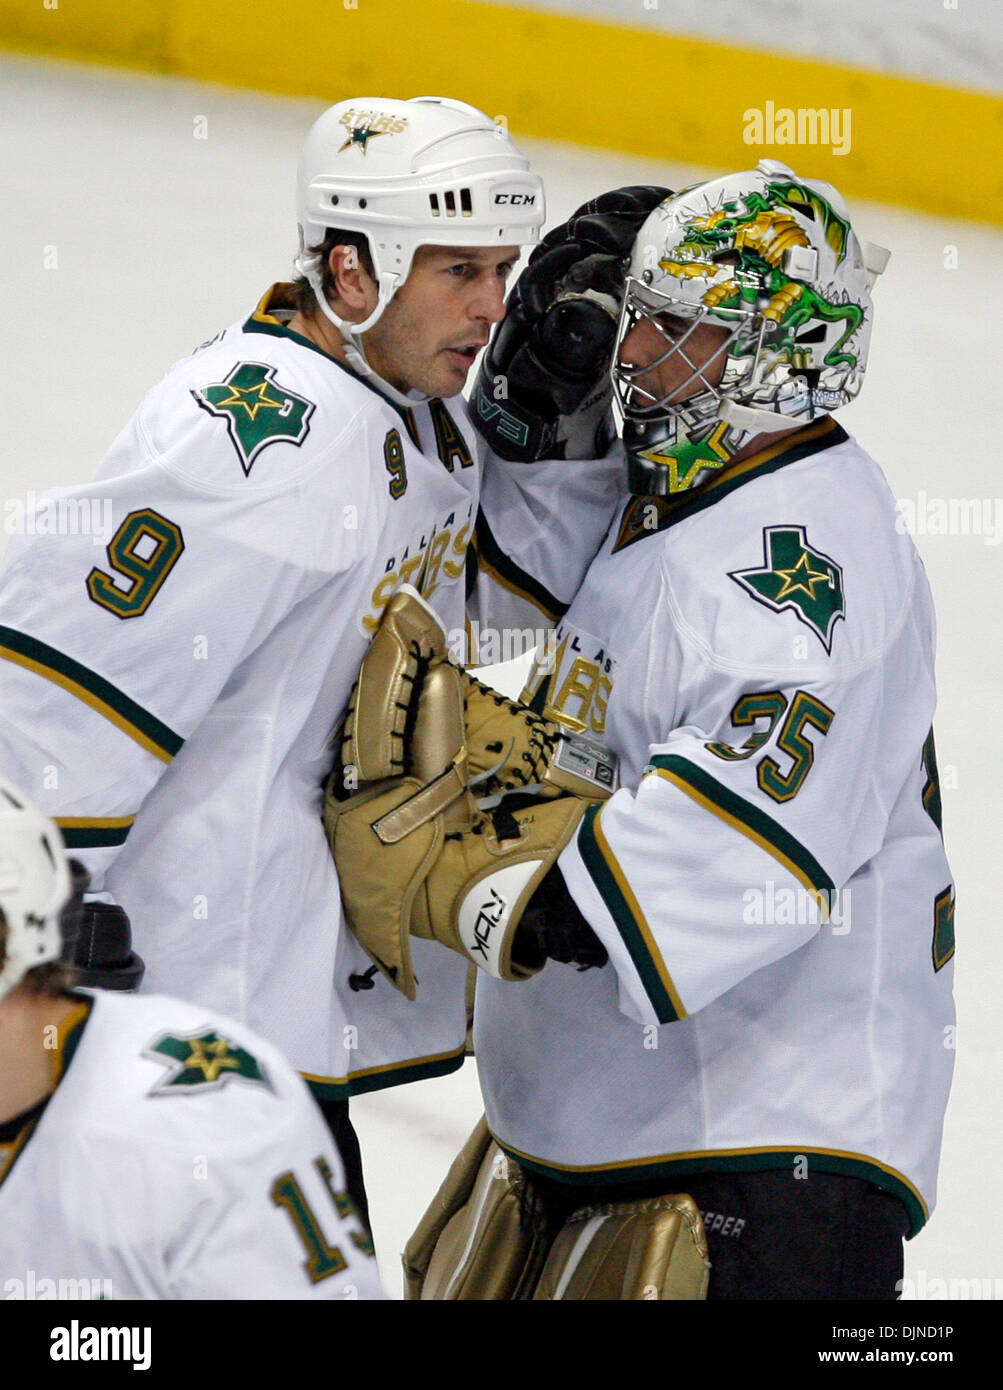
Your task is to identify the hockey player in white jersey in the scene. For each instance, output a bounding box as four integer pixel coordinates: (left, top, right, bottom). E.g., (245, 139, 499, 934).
(0, 780, 384, 1300)
(0, 97, 633, 1225)
(422, 162, 956, 1299)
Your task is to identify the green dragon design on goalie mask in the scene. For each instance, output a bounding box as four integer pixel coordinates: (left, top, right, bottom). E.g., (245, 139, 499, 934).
(659, 181, 864, 370)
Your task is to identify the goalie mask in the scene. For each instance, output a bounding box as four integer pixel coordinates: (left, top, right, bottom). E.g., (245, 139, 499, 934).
(0, 780, 73, 1001)
(296, 95, 545, 404)
(611, 159, 890, 496)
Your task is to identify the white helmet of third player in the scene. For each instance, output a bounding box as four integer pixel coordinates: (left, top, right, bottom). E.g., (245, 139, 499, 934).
(295, 96, 545, 393)
(0, 780, 71, 1001)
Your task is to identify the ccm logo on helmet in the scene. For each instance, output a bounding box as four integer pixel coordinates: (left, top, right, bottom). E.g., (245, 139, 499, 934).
(494, 193, 536, 205)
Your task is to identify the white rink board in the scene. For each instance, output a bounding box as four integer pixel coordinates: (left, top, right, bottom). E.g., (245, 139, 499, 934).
(464, 0, 1003, 94)
(1, 55, 1000, 1300)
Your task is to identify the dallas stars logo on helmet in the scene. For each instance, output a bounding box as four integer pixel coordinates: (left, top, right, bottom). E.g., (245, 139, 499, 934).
(145, 1028, 273, 1095)
(337, 108, 409, 153)
(193, 362, 314, 476)
(730, 525, 845, 652)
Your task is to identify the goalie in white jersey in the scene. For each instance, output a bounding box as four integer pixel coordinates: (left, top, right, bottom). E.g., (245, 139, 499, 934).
(448, 162, 956, 1299)
(0, 97, 629, 1222)
(0, 781, 384, 1300)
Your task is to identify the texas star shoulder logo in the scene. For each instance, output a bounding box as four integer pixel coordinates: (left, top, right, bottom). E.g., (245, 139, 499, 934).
(193, 362, 314, 475)
(729, 525, 845, 652)
(144, 1028, 273, 1095)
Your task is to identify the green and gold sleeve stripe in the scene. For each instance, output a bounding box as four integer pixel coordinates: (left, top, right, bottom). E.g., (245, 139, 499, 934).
(648, 755, 835, 916)
(0, 625, 183, 764)
(302, 1043, 466, 1101)
(578, 803, 685, 1024)
(472, 508, 567, 624)
(55, 816, 136, 850)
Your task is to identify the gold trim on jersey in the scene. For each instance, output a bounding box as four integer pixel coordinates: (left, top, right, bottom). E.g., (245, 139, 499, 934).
(0, 997, 92, 1190)
(612, 418, 844, 555)
(700, 417, 838, 495)
(650, 762, 832, 917)
(473, 550, 562, 622)
(588, 803, 686, 1022)
(493, 1135, 930, 1234)
(0, 643, 177, 764)
(302, 1042, 467, 1100)
(247, 284, 423, 441)
(55, 815, 137, 850)
(0, 1124, 32, 1186)
(49, 999, 92, 1085)
(471, 508, 567, 624)
(54, 816, 135, 831)
(249, 283, 291, 328)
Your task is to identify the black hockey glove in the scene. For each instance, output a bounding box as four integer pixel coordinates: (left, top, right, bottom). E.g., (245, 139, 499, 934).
(471, 185, 672, 462)
(62, 865, 145, 992)
(512, 864, 608, 972)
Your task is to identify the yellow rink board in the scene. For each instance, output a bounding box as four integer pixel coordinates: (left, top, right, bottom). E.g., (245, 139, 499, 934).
(2, 0, 1000, 223)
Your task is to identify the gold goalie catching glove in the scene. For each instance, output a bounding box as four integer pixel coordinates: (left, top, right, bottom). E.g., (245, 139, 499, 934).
(464, 673, 616, 798)
(324, 586, 613, 999)
(336, 584, 617, 802)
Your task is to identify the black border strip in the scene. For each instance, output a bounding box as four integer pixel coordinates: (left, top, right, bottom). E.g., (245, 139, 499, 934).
(472, 507, 567, 623)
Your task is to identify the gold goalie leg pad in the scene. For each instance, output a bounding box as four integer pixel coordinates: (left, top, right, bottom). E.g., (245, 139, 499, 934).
(533, 1194, 710, 1300)
(403, 1118, 549, 1300)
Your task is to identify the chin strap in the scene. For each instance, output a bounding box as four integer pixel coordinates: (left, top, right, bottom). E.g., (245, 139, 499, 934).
(294, 252, 430, 410)
(718, 398, 805, 434)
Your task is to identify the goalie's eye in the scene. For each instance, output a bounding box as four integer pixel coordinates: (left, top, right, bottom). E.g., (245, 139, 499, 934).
(654, 313, 691, 339)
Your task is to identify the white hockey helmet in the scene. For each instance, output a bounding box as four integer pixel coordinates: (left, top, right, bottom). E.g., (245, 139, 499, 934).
(612, 159, 890, 495)
(0, 779, 72, 1001)
(295, 95, 545, 394)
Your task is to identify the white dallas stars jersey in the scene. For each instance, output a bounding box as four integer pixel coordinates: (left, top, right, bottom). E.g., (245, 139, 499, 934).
(475, 419, 955, 1235)
(0, 286, 619, 1096)
(0, 991, 384, 1299)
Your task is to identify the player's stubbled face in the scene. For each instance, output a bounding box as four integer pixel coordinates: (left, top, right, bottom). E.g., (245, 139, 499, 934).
(618, 313, 730, 406)
(362, 245, 519, 399)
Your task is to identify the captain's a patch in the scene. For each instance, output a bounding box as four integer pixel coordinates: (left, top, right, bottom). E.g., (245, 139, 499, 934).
(145, 1028, 273, 1096)
(730, 525, 844, 652)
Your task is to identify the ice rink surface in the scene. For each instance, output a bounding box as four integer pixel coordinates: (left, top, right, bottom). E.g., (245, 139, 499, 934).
(1, 54, 1000, 1298)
